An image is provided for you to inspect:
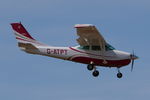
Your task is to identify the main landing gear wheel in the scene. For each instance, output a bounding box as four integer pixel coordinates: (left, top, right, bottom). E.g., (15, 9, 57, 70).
(87, 64, 94, 71)
(92, 70, 99, 77)
(87, 62, 100, 77)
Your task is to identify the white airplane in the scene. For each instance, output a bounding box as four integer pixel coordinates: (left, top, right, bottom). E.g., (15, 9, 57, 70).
(11, 22, 138, 78)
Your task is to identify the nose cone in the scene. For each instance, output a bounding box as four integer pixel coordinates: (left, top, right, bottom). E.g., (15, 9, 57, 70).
(134, 55, 139, 60)
(130, 54, 139, 60)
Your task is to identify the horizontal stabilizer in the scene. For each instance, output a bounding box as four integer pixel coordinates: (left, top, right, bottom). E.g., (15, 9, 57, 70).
(18, 43, 39, 54)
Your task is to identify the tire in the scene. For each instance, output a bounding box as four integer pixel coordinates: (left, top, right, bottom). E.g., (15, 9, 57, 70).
(92, 70, 99, 77)
(117, 73, 123, 78)
(87, 64, 94, 71)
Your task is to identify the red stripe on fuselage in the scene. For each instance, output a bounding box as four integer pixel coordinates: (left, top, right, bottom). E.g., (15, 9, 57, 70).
(71, 56, 131, 67)
(69, 47, 131, 67)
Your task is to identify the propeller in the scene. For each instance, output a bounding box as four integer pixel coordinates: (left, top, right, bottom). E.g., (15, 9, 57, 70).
(130, 50, 138, 72)
(130, 51, 134, 72)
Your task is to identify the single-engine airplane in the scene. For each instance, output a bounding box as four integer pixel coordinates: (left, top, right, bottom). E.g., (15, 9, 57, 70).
(11, 23, 138, 78)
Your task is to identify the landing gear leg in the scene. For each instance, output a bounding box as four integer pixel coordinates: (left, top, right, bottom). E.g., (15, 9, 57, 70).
(117, 68, 123, 78)
(87, 61, 94, 71)
(92, 65, 99, 77)
(87, 62, 100, 77)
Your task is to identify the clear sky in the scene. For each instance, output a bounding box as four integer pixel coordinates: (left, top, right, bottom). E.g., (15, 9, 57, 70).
(0, 0, 150, 100)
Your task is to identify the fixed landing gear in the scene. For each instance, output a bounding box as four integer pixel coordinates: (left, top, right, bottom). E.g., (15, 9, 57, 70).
(87, 63, 123, 78)
(117, 68, 123, 78)
(87, 63, 99, 77)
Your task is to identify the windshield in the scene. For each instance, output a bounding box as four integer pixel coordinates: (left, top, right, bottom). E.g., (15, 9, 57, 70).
(105, 43, 115, 51)
(78, 43, 115, 51)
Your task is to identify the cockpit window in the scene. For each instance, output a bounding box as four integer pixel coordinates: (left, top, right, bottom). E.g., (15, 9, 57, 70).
(78, 43, 115, 51)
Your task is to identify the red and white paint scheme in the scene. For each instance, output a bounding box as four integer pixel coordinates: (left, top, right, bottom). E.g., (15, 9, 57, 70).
(11, 23, 138, 78)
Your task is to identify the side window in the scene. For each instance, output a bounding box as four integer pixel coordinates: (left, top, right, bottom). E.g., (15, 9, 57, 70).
(78, 46, 101, 51)
(92, 46, 101, 51)
(78, 44, 115, 51)
(79, 46, 90, 50)
(82, 46, 90, 50)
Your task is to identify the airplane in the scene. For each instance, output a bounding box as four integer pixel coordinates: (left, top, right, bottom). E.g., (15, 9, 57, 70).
(10, 22, 138, 78)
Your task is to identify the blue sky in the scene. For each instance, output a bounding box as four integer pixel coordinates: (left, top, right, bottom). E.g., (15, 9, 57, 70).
(0, 0, 150, 100)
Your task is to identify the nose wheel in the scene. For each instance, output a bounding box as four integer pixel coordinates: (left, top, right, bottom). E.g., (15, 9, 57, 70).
(117, 72, 123, 78)
(117, 68, 123, 78)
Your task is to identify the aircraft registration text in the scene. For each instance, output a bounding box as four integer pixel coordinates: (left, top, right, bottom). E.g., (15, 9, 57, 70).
(47, 49, 67, 55)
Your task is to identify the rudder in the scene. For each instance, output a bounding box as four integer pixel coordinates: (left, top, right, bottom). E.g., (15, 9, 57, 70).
(11, 22, 36, 43)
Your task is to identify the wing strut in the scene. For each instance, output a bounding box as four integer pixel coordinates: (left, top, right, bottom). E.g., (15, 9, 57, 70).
(99, 39, 108, 64)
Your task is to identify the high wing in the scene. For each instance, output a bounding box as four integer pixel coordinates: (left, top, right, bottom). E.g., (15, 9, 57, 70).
(75, 24, 106, 51)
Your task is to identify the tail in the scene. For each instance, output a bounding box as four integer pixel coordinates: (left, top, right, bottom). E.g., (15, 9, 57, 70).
(10, 22, 43, 54)
(11, 22, 37, 44)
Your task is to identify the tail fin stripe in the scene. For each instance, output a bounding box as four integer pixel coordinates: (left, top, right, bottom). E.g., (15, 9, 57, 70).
(16, 37, 29, 42)
(15, 31, 45, 45)
(15, 31, 34, 41)
(16, 37, 39, 44)
(16, 36, 44, 45)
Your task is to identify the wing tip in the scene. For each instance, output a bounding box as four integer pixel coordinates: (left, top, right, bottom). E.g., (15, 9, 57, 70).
(10, 22, 22, 26)
(74, 24, 94, 28)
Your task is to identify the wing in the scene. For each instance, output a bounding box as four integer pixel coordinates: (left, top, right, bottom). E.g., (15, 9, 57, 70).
(75, 24, 106, 50)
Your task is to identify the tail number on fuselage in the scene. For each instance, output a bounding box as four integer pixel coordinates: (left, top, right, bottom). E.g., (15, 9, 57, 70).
(47, 49, 67, 55)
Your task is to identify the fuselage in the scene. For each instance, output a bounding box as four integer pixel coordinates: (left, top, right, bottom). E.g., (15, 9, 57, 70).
(30, 45, 132, 68)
